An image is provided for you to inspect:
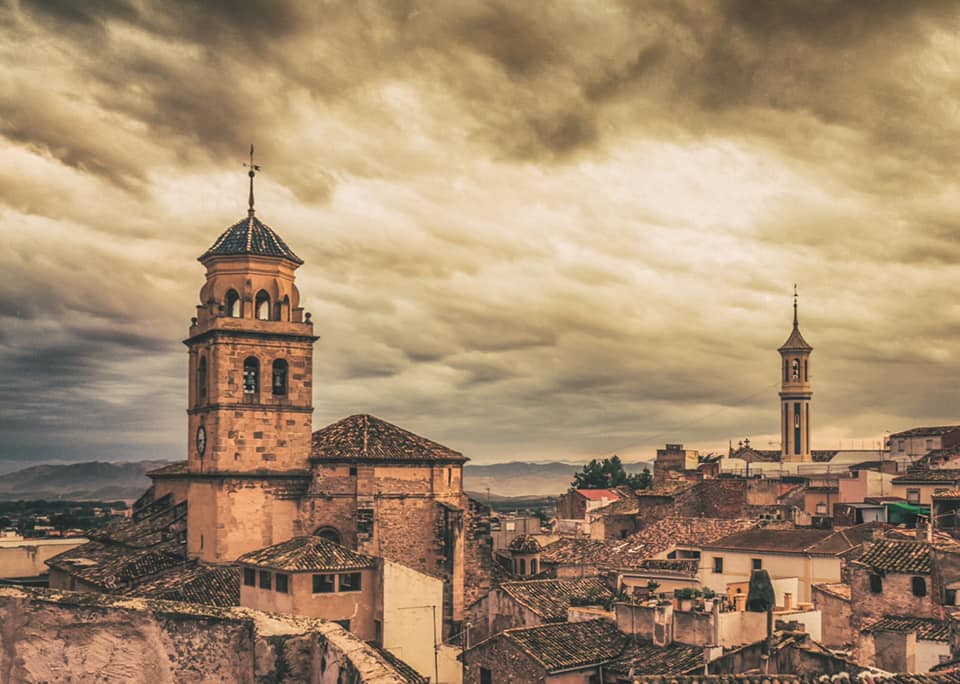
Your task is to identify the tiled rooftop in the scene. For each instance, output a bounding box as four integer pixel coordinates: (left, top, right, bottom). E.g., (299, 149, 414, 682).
(127, 564, 240, 607)
(237, 536, 377, 572)
(310, 414, 467, 463)
(812, 582, 851, 601)
(46, 540, 185, 591)
(499, 577, 615, 620)
(890, 425, 960, 439)
(892, 469, 960, 484)
(146, 461, 189, 478)
(541, 517, 756, 571)
(933, 490, 960, 499)
(508, 535, 542, 552)
(856, 539, 931, 574)
(500, 619, 626, 673)
(779, 322, 813, 352)
(605, 640, 704, 676)
(864, 616, 951, 641)
(703, 527, 852, 555)
(577, 489, 622, 501)
(200, 214, 303, 264)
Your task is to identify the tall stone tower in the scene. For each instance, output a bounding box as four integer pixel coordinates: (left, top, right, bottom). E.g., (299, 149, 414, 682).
(779, 288, 813, 462)
(184, 159, 317, 561)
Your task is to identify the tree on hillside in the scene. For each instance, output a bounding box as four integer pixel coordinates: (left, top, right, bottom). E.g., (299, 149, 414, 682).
(572, 455, 645, 490)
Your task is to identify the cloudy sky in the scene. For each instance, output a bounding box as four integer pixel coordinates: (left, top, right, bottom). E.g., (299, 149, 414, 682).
(2, 0, 959, 468)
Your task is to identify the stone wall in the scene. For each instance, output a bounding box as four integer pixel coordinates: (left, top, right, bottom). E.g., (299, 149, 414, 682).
(811, 585, 852, 648)
(848, 566, 939, 634)
(0, 586, 418, 684)
(462, 633, 550, 684)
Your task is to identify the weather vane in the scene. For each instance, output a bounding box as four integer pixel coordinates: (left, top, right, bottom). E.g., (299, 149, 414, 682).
(243, 144, 261, 215)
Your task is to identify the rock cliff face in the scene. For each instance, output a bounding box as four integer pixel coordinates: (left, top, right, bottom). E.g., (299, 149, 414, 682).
(0, 587, 419, 684)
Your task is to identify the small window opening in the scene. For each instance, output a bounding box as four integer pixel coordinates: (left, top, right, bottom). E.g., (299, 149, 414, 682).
(275, 573, 289, 594)
(197, 356, 208, 402)
(225, 289, 241, 317)
(313, 574, 336, 593)
(259, 571, 272, 590)
(243, 357, 259, 400)
(272, 359, 288, 396)
(255, 290, 271, 320)
(340, 572, 362, 592)
(912, 576, 927, 597)
(870, 573, 883, 594)
(243, 568, 256, 586)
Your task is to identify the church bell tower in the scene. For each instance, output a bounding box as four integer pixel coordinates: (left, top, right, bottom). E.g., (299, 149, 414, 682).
(184, 147, 317, 561)
(779, 287, 813, 462)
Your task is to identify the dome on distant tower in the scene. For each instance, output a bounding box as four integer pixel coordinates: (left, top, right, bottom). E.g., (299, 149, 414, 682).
(509, 535, 542, 553)
(199, 214, 303, 264)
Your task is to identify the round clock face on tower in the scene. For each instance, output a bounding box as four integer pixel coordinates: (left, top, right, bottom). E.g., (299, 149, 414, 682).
(196, 425, 207, 457)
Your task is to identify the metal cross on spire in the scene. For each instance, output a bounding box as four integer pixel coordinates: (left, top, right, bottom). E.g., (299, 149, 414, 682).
(793, 283, 799, 328)
(243, 144, 261, 216)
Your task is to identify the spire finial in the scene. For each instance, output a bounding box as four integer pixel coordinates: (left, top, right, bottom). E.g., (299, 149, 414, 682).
(243, 144, 261, 216)
(793, 283, 798, 328)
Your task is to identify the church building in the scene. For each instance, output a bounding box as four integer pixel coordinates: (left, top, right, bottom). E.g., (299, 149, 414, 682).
(147, 166, 468, 630)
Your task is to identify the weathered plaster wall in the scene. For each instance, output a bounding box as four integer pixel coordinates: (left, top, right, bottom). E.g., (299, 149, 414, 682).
(0, 586, 418, 684)
(811, 585, 852, 648)
(0, 539, 87, 579)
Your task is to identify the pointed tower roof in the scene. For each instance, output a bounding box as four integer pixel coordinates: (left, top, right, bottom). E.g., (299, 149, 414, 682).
(779, 286, 812, 352)
(199, 145, 303, 264)
(199, 213, 303, 264)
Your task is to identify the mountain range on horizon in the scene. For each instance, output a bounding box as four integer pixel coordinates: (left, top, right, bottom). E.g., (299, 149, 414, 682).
(0, 458, 654, 501)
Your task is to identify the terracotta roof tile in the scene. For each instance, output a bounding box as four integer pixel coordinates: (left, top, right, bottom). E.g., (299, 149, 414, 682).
(501, 619, 626, 672)
(890, 425, 960, 439)
(542, 518, 756, 571)
(499, 578, 615, 620)
(310, 414, 467, 463)
(812, 582, 851, 601)
(605, 640, 705, 675)
(864, 616, 950, 641)
(703, 528, 852, 555)
(893, 469, 960, 484)
(508, 535, 542, 552)
(237, 536, 377, 572)
(934, 490, 960, 499)
(577, 489, 622, 501)
(856, 540, 931, 574)
(127, 564, 240, 607)
(46, 541, 185, 591)
(200, 214, 303, 264)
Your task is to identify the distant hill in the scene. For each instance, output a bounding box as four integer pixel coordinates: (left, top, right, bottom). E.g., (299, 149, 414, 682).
(0, 461, 171, 501)
(0, 458, 652, 501)
(463, 460, 652, 498)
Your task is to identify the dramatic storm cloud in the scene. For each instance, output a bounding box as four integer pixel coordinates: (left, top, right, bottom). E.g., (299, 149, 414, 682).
(2, 0, 959, 466)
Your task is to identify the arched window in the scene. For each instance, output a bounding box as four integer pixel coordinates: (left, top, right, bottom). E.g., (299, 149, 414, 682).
(314, 527, 342, 545)
(272, 359, 288, 396)
(255, 290, 271, 320)
(225, 289, 241, 317)
(243, 357, 259, 400)
(804, 360, 809, 382)
(281, 294, 290, 322)
(791, 359, 800, 381)
(197, 356, 208, 403)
